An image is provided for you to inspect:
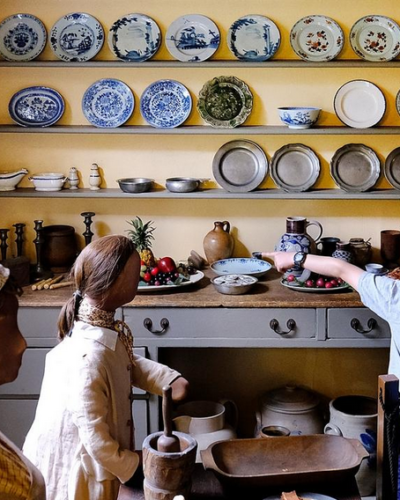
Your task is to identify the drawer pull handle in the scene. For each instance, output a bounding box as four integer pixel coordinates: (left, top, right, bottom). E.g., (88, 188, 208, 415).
(270, 319, 296, 335)
(350, 318, 377, 334)
(143, 318, 169, 335)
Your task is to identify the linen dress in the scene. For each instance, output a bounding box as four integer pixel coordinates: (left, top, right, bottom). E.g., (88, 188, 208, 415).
(23, 321, 181, 500)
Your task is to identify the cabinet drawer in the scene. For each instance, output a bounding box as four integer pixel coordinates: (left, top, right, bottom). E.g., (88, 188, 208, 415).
(0, 348, 49, 395)
(19, 307, 60, 338)
(124, 308, 316, 339)
(327, 308, 390, 339)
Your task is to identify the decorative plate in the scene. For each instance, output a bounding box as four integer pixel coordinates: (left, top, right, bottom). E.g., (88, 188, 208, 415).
(0, 13, 46, 61)
(384, 147, 400, 190)
(350, 15, 400, 62)
(330, 143, 381, 193)
(396, 89, 400, 117)
(227, 15, 280, 61)
(265, 492, 337, 500)
(50, 12, 104, 62)
(212, 139, 268, 192)
(140, 79, 192, 128)
(9, 86, 65, 127)
(290, 15, 344, 62)
(281, 278, 350, 294)
(82, 79, 134, 128)
(197, 76, 253, 128)
(271, 143, 320, 192)
(108, 13, 161, 62)
(211, 258, 272, 278)
(166, 14, 220, 62)
(137, 271, 204, 292)
(333, 80, 386, 129)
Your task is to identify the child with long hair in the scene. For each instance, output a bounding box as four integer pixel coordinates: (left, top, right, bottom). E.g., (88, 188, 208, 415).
(23, 235, 188, 500)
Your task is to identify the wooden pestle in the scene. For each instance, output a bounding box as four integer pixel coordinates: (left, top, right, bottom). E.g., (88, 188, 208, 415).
(44, 275, 65, 289)
(36, 278, 54, 291)
(157, 385, 180, 453)
(49, 281, 73, 290)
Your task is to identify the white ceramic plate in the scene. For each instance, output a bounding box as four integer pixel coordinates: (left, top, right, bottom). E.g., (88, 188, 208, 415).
(281, 278, 350, 294)
(166, 14, 220, 62)
(137, 271, 204, 292)
(333, 80, 386, 129)
(290, 15, 344, 62)
(0, 13, 47, 61)
(350, 15, 400, 62)
(50, 12, 104, 62)
(211, 258, 272, 278)
(264, 493, 337, 500)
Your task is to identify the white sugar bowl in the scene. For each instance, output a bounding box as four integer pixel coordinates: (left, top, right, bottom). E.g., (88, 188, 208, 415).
(29, 172, 67, 191)
(0, 168, 28, 191)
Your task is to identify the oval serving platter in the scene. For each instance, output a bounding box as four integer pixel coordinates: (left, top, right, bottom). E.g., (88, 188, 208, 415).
(9, 86, 65, 127)
(137, 271, 204, 292)
(0, 13, 47, 62)
(384, 147, 400, 190)
(211, 258, 272, 278)
(212, 139, 268, 192)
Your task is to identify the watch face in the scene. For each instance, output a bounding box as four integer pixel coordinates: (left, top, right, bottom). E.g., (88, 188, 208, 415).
(294, 252, 305, 266)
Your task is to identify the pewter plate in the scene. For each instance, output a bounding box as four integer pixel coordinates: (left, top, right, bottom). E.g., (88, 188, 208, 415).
(384, 147, 400, 190)
(212, 139, 268, 192)
(330, 143, 381, 193)
(270, 143, 320, 192)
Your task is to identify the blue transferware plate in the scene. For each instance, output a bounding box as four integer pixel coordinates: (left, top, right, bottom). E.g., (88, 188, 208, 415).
(9, 86, 65, 127)
(108, 13, 161, 62)
(211, 258, 272, 278)
(50, 12, 104, 62)
(227, 15, 281, 61)
(82, 78, 134, 128)
(166, 14, 220, 62)
(0, 13, 47, 62)
(140, 79, 192, 128)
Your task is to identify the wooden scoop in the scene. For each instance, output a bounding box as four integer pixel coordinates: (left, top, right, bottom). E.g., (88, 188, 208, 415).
(157, 385, 180, 453)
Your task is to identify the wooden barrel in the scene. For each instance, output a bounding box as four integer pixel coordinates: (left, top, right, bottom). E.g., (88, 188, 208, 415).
(142, 431, 197, 500)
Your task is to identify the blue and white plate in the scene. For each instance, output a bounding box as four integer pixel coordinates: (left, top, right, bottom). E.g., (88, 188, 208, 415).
(9, 86, 65, 127)
(0, 13, 47, 62)
(140, 79, 192, 128)
(211, 258, 272, 278)
(50, 12, 104, 62)
(108, 13, 161, 62)
(166, 14, 220, 62)
(82, 79, 134, 128)
(227, 15, 281, 61)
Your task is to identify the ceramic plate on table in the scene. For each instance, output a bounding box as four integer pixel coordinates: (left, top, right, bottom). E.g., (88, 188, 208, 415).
(197, 75, 253, 128)
(330, 143, 380, 193)
(350, 15, 400, 62)
(333, 80, 386, 129)
(9, 86, 65, 127)
(166, 14, 220, 62)
(290, 15, 344, 62)
(384, 147, 400, 190)
(50, 12, 104, 62)
(271, 143, 320, 192)
(211, 258, 272, 278)
(108, 13, 161, 62)
(140, 79, 192, 128)
(82, 79, 134, 128)
(0, 13, 47, 61)
(137, 271, 204, 292)
(212, 139, 268, 192)
(227, 15, 280, 61)
(264, 493, 337, 500)
(281, 278, 349, 294)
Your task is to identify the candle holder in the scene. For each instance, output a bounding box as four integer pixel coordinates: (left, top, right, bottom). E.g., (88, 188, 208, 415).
(0, 228, 9, 260)
(13, 223, 25, 257)
(30, 220, 53, 282)
(81, 212, 95, 246)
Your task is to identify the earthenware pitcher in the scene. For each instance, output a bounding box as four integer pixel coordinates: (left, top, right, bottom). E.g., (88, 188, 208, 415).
(203, 221, 234, 264)
(275, 216, 323, 255)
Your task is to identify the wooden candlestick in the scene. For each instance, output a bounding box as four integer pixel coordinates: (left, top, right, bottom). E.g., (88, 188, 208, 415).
(81, 211, 95, 246)
(30, 220, 53, 283)
(0, 228, 9, 260)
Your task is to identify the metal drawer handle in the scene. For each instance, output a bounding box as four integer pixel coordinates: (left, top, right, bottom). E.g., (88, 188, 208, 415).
(350, 318, 377, 334)
(143, 318, 169, 335)
(270, 319, 296, 335)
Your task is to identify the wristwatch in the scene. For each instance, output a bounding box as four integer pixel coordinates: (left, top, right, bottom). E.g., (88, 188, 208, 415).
(293, 251, 307, 268)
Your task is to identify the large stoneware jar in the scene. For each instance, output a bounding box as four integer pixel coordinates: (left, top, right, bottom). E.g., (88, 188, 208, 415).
(42, 225, 78, 272)
(275, 216, 323, 254)
(203, 221, 234, 264)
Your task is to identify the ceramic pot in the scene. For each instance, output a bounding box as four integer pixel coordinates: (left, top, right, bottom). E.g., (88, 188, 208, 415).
(257, 425, 291, 438)
(332, 241, 354, 263)
(317, 237, 341, 257)
(349, 238, 372, 268)
(380, 229, 400, 268)
(275, 216, 323, 255)
(324, 395, 377, 497)
(42, 225, 78, 272)
(203, 221, 234, 264)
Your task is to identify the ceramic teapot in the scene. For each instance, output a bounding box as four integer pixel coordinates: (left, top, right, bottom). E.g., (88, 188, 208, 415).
(173, 399, 238, 463)
(275, 216, 323, 255)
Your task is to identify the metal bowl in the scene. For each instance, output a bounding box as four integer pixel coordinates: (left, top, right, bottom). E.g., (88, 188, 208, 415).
(117, 178, 154, 193)
(211, 274, 258, 295)
(166, 177, 200, 193)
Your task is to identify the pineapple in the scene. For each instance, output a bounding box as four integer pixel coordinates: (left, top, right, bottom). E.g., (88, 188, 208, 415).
(127, 217, 156, 267)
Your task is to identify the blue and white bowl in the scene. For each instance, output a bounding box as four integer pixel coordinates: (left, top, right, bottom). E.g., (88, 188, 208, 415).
(278, 107, 321, 129)
(211, 258, 272, 278)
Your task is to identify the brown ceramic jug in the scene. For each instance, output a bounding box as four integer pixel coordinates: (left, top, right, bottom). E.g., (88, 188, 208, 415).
(203, 221, 234, 264)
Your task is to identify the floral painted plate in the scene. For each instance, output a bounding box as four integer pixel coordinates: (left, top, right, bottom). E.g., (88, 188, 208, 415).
(350, 15, 400, 62)
(82, 79, 134, 128)
(0, 13, 47, 61)
(197, 76, 253, 128)
(166, 14, 220, 62)
(290, 15, 344, 62)
(137, 271, 204, 292)
(140, 79, 192, 128)
(9, 86, 65, 127)
(211, 258, 272, 278)
(50, 12, 104, 62)
(108, 13, 161, 62)
(227, 15, 280, 61)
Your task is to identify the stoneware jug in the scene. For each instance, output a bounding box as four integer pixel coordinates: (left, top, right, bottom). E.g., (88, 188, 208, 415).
(203, 221, 234, 264)
(173, 400, 238, 463)
(275, 216, 323, 255)
(332, 241, 354, 263)
(324, 395, 377, 497)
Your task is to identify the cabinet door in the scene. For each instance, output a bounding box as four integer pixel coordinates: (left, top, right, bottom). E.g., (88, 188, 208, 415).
(133, 399, 148, 450)
(327, 308, 390, 339)
(0, 399, 38, 448)
(0, 348, 49, 395)
(19, 307, 60, 338)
